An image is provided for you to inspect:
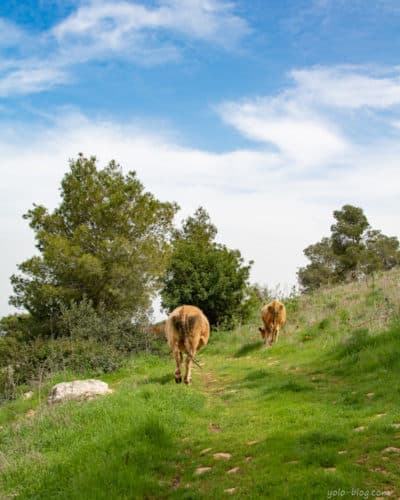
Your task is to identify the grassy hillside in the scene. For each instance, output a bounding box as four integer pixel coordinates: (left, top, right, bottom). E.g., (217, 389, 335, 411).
(1, 269, 400, 499)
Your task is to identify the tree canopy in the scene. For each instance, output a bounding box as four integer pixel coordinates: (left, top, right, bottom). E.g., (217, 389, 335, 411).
(10, 154, 178, 326)
(298, 204, 400, 292)
(160, 207, 254, 328)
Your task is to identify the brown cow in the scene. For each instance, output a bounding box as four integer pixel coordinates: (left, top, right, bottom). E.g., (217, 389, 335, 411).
(259, 300, 286, 347)
(166, 305, 210, 385)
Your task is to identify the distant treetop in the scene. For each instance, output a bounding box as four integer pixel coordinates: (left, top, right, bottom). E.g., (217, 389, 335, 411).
(298, 204, 400, 292)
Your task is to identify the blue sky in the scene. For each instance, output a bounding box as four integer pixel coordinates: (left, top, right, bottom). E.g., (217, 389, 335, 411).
(1, 0, 400, 318)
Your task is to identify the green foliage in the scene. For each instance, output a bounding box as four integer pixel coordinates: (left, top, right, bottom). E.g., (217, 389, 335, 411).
(331, 204, 369, 279)
(297, 237, 337, 291)
(161, 207, 253, 327)
(9, 154, 178, 326)
(0, 313, 41, 341)
(0, 300, 160, 401)
(363, 229, 400, 274)
(298, 204, 400, 291)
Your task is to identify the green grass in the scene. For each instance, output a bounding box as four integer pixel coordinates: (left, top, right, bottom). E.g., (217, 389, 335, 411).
(1, 270, 400, 499)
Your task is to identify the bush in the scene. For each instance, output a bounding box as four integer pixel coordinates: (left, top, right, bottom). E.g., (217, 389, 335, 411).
(0, 300, 159, 401)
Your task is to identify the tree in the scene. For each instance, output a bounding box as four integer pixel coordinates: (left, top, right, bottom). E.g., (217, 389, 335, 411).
(161, 207, 253, 328)
(363, 230, 400, 274)
(331, 205, 370, 280)
(297, 237, 337, 292)
(298, 204, 400, 292)
(10, 154, 178, 327)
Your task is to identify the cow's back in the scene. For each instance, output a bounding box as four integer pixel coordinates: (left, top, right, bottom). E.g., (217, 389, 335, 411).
(166, 305, 210, 351)
(261, 300, 286, 326)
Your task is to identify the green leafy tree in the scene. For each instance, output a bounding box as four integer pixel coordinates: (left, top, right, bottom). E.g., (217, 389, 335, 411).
(10, 154, 178, 328)
(297, 237, 337, 292)
(298, 204, 400, 292)
(161, 207, 253, 328)
(363, 230, 400, 274)
(331, 205, 370, 280)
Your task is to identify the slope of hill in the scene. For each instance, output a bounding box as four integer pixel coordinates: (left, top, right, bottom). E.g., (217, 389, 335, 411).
(1, 269, 400, 499)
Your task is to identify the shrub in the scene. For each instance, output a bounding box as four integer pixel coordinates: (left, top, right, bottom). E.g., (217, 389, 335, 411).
(0, 300, 159, 401)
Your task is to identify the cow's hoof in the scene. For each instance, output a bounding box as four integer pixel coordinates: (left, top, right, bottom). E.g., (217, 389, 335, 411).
(184, 379, 191, 385)
(175, 376, 182, 384)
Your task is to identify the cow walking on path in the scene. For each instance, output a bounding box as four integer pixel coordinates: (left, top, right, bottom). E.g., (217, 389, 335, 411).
(259, 300, 286, 347)
(166, 305, 210, 385)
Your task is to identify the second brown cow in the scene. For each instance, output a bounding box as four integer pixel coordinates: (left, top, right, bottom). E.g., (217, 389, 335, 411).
(259, 300, 286, 347)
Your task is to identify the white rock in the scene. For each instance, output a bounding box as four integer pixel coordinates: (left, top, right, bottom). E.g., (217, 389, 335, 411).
(23, 391, 34, 400)
(213, 452, 232, 460)
(47, 379, 112, 404)
(194, 467, 212, 475)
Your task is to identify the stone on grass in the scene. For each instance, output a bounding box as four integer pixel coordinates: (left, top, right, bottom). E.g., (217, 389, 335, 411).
(227, 467, 240, 474)
(200, 448, 212, 456)
(213, 452, 232, 460)
(47, 379, 112, 404)
(382, 447, 400, 454)
(195, 467, 212, 475)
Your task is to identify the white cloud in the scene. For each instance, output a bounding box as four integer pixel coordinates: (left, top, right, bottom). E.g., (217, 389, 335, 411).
(218, 94, 348, 167)
(0, 64, 69, 97)
(218, 65, 400, 166)
(53, 0, 248, 48)
(0, 0, 248, 96)
(291, 67, 400, 109)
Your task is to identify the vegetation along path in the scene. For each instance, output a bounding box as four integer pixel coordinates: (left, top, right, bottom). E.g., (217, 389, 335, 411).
(1, 270, 400, 499)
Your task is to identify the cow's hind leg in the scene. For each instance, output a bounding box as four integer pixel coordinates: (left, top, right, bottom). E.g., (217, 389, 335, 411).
(174, 349, 183, 383)
(184, 351, 194, 385)
(268, 328, 273, 347)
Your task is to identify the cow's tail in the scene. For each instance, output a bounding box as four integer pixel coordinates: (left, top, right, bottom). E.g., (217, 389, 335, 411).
(172, 307, 202, 368)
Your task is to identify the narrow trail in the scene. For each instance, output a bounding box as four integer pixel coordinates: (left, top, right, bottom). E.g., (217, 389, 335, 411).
(173, 335, 400, 499)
